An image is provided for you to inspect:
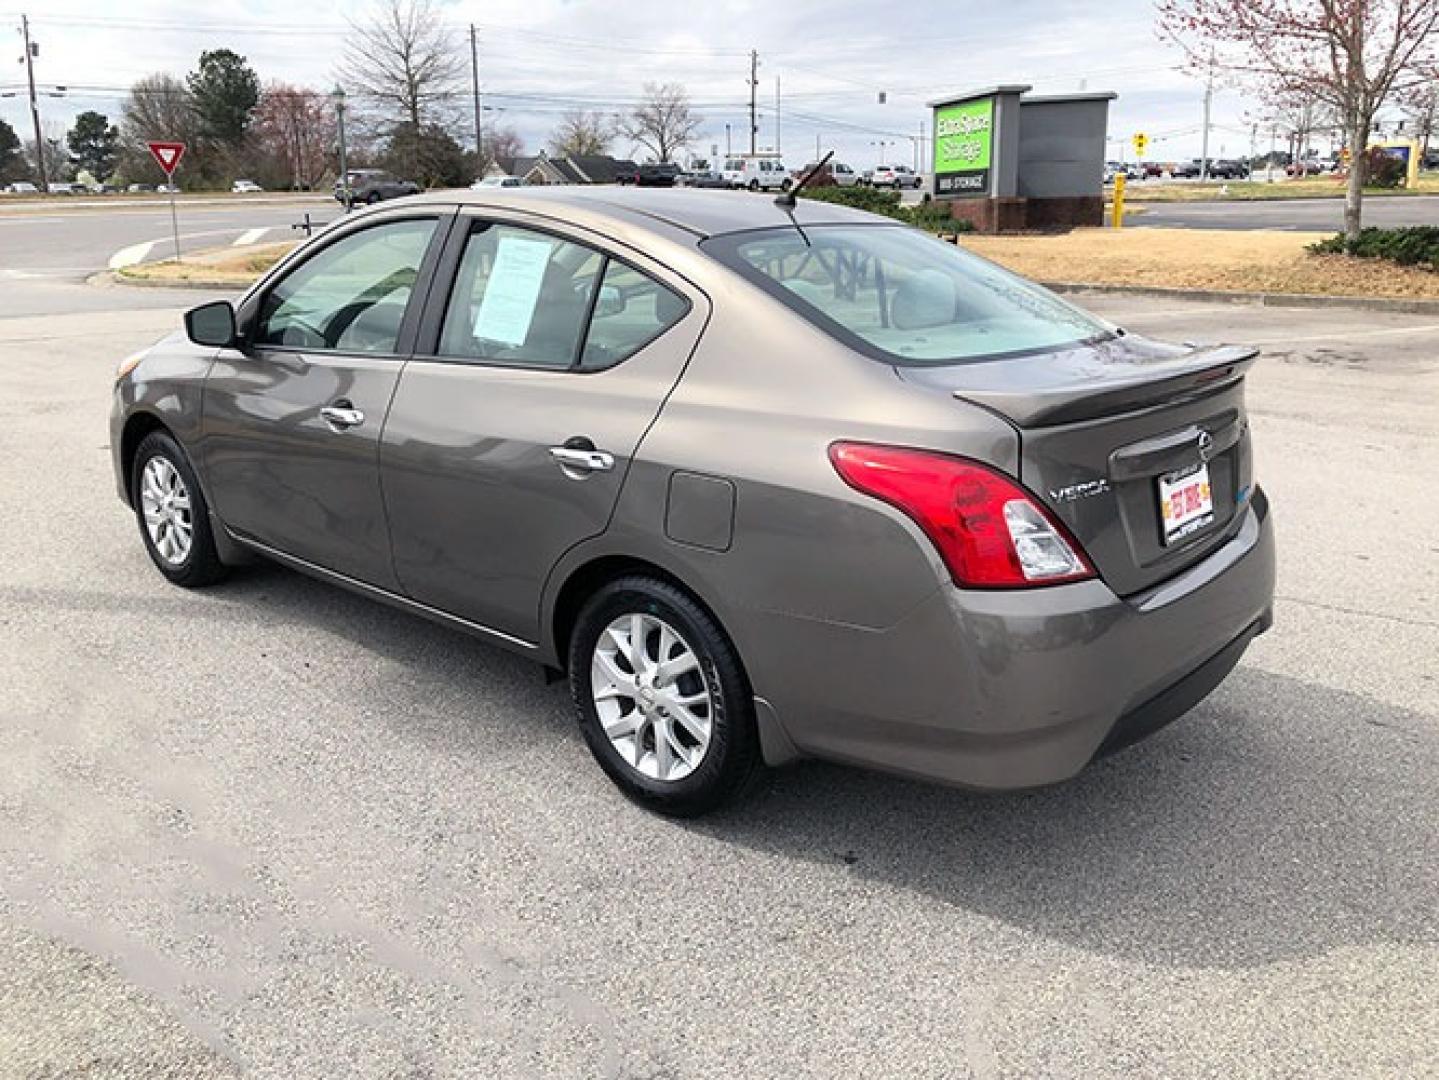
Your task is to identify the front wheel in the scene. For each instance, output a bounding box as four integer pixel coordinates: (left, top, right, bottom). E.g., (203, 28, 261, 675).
(568, 576, 760, 816)
(131, 431, 228, 588)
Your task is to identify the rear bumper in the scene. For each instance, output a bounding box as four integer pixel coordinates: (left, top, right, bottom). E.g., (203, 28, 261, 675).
(745, 488, 1275, 789)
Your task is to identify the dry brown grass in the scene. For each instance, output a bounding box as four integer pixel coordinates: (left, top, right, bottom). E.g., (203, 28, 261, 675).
(1124, 175, 1439, 202)
(958, 227, 1439, 299)
(119, 241, 297, 285)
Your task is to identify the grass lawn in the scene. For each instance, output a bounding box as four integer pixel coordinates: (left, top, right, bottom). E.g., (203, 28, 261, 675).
(1124, 175, 1439, 202)
(118, 242, 297, 286)
(959, 227, 1439, 299)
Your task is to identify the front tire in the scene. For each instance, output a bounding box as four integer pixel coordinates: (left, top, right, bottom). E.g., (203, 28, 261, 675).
(568, 576, 760, 816)
(131, 431, 227, 588)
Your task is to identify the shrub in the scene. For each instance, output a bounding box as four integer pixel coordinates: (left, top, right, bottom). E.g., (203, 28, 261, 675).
(1309, 225, 1439, 268)
(799, 184, 905, 218)
(1363, 146, 1407, 189)
(798, 186, 975, 233)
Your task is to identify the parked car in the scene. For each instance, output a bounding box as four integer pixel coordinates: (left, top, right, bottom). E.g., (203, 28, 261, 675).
(1104, 161, 1143, 183)
(867, 164, 901, 187)
(156, 184, 180, 194)
(3, 181, 40, 194)
(472, 176, 526, 189)
(232, 179, 263, 194)
(111, 188, 1275, 817)
(891, 164, 924, 189)
(47, 182, 88, 195)
(617, 162, 682, 187)
(127, 184, 153, 194)
(720, 156, 791, 191)
(335, 169, 421, 205)
(679, 167, 730, 189)
(1209, 159, 1251, 180)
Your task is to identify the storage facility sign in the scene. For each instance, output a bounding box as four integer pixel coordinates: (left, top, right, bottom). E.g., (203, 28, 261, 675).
(933, 98, 993, 196)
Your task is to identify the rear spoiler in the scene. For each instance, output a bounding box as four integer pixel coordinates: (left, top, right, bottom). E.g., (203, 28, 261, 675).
(947, 344, 1260, 428)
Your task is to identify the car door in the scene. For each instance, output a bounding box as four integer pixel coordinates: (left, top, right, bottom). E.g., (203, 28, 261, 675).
(380, 211, 708, 644)
(201, 210, 450, 589)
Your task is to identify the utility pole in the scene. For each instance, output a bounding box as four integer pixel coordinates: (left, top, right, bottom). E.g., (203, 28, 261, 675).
(1199, 53, 1214, 182)
(815, 132, 820, 160)
(469, 25, 483, 165)
(771, 75, 782, 156)
(20, 14, 46, 191)
(748, 49, 759, 156)
(725, 123, 731, 156)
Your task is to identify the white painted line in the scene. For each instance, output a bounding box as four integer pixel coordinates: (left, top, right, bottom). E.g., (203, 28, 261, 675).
(1244, 323, 1439, 346)
(232, 227, 268, 247)
(108, 241, 155, 270)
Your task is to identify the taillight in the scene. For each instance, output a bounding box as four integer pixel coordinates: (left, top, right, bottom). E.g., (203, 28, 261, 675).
(829, 442, 1095, 588)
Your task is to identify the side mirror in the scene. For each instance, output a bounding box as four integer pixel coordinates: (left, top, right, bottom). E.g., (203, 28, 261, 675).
(184, 300, 238, 348)
(594, 284, 625, 318)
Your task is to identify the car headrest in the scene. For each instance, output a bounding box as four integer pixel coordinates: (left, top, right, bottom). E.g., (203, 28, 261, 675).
(890, 270, 958, 331)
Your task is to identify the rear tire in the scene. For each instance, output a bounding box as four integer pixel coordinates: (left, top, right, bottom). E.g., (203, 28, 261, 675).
(747, 179, 759, 192)
(366, 191, 382, 204)
(131, 431, 228, 588)
(568, 576, 760, 817)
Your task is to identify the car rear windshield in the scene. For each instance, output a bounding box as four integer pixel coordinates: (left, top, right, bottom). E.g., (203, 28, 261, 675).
(703, 225, 1110, 364)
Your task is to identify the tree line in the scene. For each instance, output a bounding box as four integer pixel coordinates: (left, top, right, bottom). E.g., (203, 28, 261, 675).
(0, 0, 706, 192)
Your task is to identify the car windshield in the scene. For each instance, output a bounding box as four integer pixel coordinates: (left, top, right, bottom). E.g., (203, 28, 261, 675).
(704, 225, 1111, 365)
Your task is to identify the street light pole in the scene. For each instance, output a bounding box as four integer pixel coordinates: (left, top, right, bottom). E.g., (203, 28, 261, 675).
(20, 14, 46, 191)
(333, 86, 350, 211)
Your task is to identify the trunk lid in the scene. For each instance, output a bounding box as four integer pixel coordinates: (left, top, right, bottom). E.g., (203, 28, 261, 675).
(899, 333, 1259, 596)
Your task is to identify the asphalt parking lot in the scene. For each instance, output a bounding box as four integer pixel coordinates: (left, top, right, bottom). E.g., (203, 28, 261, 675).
(1, 266, 1436, 1075)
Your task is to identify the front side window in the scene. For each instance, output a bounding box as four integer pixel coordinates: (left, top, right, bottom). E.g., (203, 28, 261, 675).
(255, 218, 436, 354)
(704, 225, 1109, 365)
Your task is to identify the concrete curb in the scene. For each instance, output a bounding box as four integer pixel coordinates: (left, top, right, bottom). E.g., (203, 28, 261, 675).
(1042, 280, 1439, 315)
(89, 270, 243, 292)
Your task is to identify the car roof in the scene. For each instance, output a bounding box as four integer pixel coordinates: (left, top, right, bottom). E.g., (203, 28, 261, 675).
(399, 186, 890, 240)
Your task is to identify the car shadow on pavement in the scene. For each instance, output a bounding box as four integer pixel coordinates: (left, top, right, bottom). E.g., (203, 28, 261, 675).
(693, 666, 1438, 971)
(61, 558, 1436, 975)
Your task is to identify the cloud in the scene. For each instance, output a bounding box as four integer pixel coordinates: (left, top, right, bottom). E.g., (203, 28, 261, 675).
(3, 0, 1287, 166)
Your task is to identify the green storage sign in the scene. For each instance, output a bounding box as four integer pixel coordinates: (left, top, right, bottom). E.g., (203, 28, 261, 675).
(933, 98, 993, 196)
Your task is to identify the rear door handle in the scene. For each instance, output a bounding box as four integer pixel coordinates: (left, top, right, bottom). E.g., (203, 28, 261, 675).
(549, 446, 615, 474)
(320, 404, 365, 430)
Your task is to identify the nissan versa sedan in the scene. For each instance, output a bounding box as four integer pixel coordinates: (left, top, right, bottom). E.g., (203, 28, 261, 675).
(111, 188, 1275, 816)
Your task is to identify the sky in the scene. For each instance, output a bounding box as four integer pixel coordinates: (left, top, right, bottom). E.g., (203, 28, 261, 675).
(0, 0, 1351, 170)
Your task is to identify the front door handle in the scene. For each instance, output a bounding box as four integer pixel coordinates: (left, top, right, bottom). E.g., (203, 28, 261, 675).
(549, 446, 615, 474)
(320, 403, 365, 430)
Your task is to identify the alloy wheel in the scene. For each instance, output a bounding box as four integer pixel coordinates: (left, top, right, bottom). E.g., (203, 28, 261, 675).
(139, 456, 193, 566)
(590, 613, 714, 782)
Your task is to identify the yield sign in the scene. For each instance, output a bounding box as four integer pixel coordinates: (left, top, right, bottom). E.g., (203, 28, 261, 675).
(146, 141, 186, 177)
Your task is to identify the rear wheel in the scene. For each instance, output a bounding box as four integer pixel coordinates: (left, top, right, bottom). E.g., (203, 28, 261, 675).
(568, 576, 760, 816)
(366, 191, 382, 204)
(131, 431, 227, 588)
(747, 179, 759, 192)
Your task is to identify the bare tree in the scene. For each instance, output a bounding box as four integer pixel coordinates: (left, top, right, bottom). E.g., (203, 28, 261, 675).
(338, 0, 464, 133)
(254, 83, 337, 190)
(617, 82, 703, 163)
(1399, 76, 1438, 157)
(485, 125, 525, 169)
(1263, 83, 1336, 162)
(549, 110, 616, 157)
(1158, 0, 1439, 243)
(120, 74, 202, 183)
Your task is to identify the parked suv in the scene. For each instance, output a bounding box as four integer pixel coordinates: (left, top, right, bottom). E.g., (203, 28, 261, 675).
(617, 162, 681, 187)
(336, 169, 421, 205)
(111, 188, 1274, 816)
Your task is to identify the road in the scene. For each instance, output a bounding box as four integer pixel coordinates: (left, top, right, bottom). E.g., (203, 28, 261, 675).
(1, 218, 1438, 1077)
(1131, 193, 1439, 231)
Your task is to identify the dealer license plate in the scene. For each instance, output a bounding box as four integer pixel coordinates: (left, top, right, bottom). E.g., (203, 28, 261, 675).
(1158, 462, 1215, 545)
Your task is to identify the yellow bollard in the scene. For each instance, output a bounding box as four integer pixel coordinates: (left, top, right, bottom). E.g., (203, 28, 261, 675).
(1112, 172, 1126, 229)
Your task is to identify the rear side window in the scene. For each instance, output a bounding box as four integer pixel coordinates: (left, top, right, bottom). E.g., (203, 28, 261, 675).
(437, 224, 687, 371)
(579, 261, 688, 371)
(438, 225, 603, 368)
